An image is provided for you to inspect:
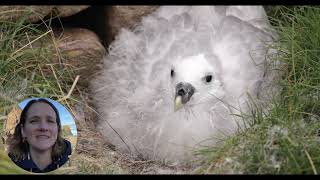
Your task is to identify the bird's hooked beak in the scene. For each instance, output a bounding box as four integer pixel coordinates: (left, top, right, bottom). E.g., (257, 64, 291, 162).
(174, 82, 195, 112)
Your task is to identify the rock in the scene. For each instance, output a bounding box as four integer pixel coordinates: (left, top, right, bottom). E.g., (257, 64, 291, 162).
(51, 28, 106, 87)
(2, 105, 22, 152)
(4, 105, 21, 136)
(14, 27, 105, 88)
(0, 6, 54, 23)
(106, 6, 158, 43)
(62, 125, 73, 136)
(0, 6, 89, 23)
(53, 6, 90, 18)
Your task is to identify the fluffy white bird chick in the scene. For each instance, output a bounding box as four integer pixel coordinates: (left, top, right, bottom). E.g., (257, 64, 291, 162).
(91, 6, 278, 166)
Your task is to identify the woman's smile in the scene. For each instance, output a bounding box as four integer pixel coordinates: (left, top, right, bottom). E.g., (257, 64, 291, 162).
(35, 135, 50, 140)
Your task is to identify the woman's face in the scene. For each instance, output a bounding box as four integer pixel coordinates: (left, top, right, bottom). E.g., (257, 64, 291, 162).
(21, 102, 58, 152)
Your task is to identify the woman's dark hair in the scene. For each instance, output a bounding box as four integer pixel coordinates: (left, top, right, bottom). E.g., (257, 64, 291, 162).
(8, 98, 67, 161)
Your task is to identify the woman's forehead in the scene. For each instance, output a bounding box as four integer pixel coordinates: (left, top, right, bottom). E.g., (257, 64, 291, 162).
(26, 102, 57, 118)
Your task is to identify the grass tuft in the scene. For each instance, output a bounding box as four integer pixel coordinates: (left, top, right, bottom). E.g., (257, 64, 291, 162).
(0, 8, 79, 119)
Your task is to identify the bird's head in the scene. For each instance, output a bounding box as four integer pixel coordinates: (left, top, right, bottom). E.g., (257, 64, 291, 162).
(170, 54, 223, 111)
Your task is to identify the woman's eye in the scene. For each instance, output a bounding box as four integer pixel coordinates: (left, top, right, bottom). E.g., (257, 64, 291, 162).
(29, 119, 38, 123)
(205, 75, 212, 83)
(47, 119, 56, 123)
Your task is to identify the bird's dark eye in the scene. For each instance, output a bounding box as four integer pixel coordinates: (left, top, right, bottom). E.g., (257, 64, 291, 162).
(171, 69, 174, 77)
(205, 75, 212, 83)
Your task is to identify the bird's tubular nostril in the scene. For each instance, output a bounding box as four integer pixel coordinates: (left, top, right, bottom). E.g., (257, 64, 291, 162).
(178, 89, 186, 96)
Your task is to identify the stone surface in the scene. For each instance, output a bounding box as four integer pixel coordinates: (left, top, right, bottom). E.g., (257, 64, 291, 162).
(51, 28, 106, 87)
(4, 105, 21, 136)
(0, 6, 89, 23)
(2, 105, 22, 152)
(54, 6, 90, 18)
(0, 6, 53, 23)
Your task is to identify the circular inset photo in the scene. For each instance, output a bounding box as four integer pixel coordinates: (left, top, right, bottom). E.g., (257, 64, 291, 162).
(3, 98, 77, 173)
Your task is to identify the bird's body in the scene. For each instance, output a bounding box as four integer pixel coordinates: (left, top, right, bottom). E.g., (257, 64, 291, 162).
(91, 6, 277, 165)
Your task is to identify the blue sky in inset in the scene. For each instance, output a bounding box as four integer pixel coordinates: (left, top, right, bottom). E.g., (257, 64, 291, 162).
(19, 98, 77, 136)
